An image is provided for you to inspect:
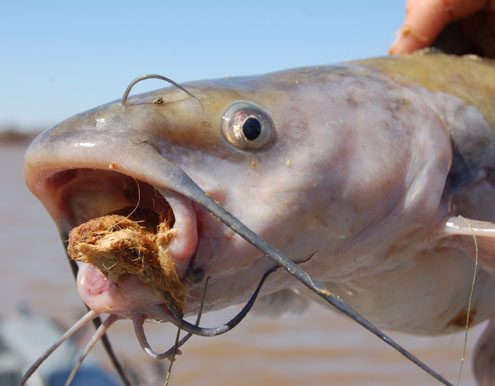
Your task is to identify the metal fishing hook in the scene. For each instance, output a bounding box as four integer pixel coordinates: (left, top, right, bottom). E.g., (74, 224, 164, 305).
(157, 266, 279, 337)
(133, 277, 210, 360)
(174, 183, 455, 386)
(121, 74, 202, 109)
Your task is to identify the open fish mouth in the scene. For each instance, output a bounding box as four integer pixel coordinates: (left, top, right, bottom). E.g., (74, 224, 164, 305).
(47, 167, 199, 319)
(22, 159, 282, 385)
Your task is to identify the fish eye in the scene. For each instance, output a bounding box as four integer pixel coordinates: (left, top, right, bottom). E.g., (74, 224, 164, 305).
(222, 102, 274, 150)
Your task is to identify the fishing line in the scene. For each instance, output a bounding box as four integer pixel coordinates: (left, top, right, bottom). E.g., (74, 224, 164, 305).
(134, 277, 210, 360)
(121, 176, 142, 223)
(455, 216, 480, 386)
(164, 319, 182, 386)
(155, 266, 280, 336)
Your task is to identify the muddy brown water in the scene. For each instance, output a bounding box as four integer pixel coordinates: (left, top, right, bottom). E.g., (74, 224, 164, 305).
(0, 141, 484, 385)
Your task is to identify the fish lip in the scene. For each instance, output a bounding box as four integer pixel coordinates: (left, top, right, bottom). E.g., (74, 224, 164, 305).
(75, 262, 175, 319)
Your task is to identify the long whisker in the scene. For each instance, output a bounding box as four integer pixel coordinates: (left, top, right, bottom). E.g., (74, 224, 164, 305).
(65, 314, 119, 386)
(20, 310, 99, 386)
(164, 181, 454, 386)
(164, 318, 182, 386)
(155, 266, 279, 336)
(64, 237, 132, 386)
(133, 277, 210, 360)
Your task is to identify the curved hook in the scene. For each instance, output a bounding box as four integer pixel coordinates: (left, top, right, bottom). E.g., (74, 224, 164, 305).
(134, 277, 210, 360)
(157, 266, 279, 337)
(121, 74, 202, 108)
(159, 181, 454, 386)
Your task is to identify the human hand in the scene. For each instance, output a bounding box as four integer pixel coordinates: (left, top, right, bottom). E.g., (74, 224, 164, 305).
(389, 0, 495, 57)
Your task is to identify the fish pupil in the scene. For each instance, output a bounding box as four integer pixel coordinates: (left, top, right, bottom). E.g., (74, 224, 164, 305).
(242, 117, 261, 140)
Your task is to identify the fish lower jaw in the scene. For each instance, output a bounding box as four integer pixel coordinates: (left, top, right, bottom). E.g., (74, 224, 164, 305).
(76, 262, 170, 319)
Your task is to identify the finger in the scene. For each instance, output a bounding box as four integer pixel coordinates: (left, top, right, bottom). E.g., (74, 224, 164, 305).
(389, 0, 490, 54)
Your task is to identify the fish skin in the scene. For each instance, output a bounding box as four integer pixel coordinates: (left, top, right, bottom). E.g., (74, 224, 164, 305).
(23, 52, 494, 336)
(359, 51, 495, 130)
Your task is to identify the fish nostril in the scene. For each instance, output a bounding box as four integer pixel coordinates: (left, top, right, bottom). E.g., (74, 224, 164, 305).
(185, 266, 205, 284)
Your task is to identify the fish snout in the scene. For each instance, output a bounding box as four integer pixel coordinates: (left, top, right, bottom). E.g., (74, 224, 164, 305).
(23, 115, 206, 320)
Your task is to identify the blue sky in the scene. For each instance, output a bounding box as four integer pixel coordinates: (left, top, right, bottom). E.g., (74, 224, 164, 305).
(0, 1, 405, 130)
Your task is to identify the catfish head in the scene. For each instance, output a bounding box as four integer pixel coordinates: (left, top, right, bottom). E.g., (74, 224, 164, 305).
(25, 64, 454, 319)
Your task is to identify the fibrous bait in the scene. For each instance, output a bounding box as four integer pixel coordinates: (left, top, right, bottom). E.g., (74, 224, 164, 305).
(68, 212, 186, 314)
